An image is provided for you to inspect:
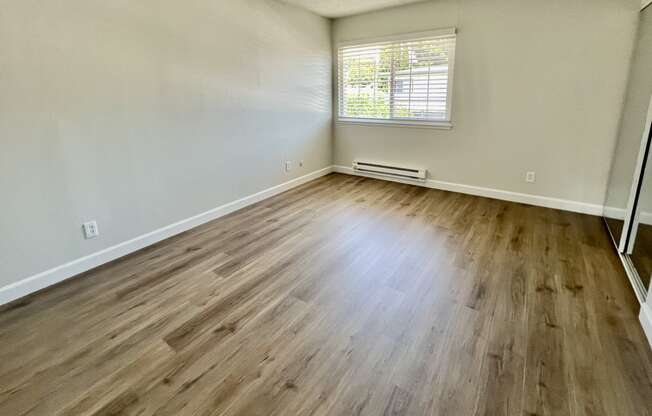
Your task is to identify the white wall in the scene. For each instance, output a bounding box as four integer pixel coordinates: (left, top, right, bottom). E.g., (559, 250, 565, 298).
(0, 0, 332, 290)
(333, 0, 640, 206)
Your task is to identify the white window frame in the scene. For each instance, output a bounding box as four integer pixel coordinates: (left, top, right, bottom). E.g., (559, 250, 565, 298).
(336, 28, 457, 130)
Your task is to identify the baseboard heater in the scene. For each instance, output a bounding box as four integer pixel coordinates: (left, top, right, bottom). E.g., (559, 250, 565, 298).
(353, 160, 427, 181)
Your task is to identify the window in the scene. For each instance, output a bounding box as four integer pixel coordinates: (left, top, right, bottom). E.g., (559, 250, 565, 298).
(337, 29, 456, 128)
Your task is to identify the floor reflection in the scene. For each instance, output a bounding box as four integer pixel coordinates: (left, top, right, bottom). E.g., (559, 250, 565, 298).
(631, 223, 652, 289)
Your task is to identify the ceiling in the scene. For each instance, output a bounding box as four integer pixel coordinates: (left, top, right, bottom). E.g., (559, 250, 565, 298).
(282, 0, 428, 18)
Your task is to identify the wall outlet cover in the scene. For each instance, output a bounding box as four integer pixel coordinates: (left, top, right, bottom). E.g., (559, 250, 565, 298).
(83, 221, 100, 239)
(526, 172, 536, 183)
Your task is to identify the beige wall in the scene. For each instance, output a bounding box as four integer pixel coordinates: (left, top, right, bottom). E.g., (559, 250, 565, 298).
(333, 0, 640, 205)
(0, 0, 332, 289)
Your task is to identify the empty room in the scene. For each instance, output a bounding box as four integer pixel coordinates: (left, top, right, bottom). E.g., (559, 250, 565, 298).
(2, 0, 652, 415)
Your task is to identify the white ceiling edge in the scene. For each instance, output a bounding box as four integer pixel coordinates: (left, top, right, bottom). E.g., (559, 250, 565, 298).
(284, 0, 649, 18)
(280, 0, 429, 18)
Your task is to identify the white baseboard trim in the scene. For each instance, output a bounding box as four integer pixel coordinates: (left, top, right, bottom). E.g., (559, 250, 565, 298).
(0, 166, 334, 307)
(333, 165, 603, 216)
(603, 206, 652, 226)
(640, 302, 652, 349)
(603, 206, 627, 221)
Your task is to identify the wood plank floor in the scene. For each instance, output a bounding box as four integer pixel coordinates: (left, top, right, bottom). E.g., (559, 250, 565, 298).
(1, 173, 651, 416)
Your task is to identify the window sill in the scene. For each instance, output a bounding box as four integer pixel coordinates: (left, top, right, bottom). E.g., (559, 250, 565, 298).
(336, 118, 453, 130)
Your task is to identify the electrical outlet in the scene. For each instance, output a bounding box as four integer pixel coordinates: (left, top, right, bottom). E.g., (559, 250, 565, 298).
(525, 171, 536, 183)
(83, 221, 99, 239)
(285, 161, 292, 172)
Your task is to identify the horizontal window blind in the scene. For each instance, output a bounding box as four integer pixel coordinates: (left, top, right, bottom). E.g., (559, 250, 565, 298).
(337, 30, 456, 124)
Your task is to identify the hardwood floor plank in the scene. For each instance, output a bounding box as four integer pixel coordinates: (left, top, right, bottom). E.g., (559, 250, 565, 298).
(0, 173, 650, 416)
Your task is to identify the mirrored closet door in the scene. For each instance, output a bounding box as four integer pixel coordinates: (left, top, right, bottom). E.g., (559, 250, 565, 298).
(627, 130, 652, 294)
(616, 104, 652, 300)
(603, 4, 652, 302)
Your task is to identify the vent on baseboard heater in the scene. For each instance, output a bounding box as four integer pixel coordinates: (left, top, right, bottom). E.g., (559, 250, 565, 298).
(353, 161, 427, 181)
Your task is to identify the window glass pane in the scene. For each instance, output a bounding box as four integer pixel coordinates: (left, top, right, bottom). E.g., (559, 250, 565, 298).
(338, 32, 456, 124)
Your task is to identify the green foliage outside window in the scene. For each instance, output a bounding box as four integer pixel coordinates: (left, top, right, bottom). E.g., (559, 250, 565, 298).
(342, 42, 448, 119)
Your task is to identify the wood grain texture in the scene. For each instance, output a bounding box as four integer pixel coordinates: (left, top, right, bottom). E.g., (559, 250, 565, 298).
(0, 173, 651, 416)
